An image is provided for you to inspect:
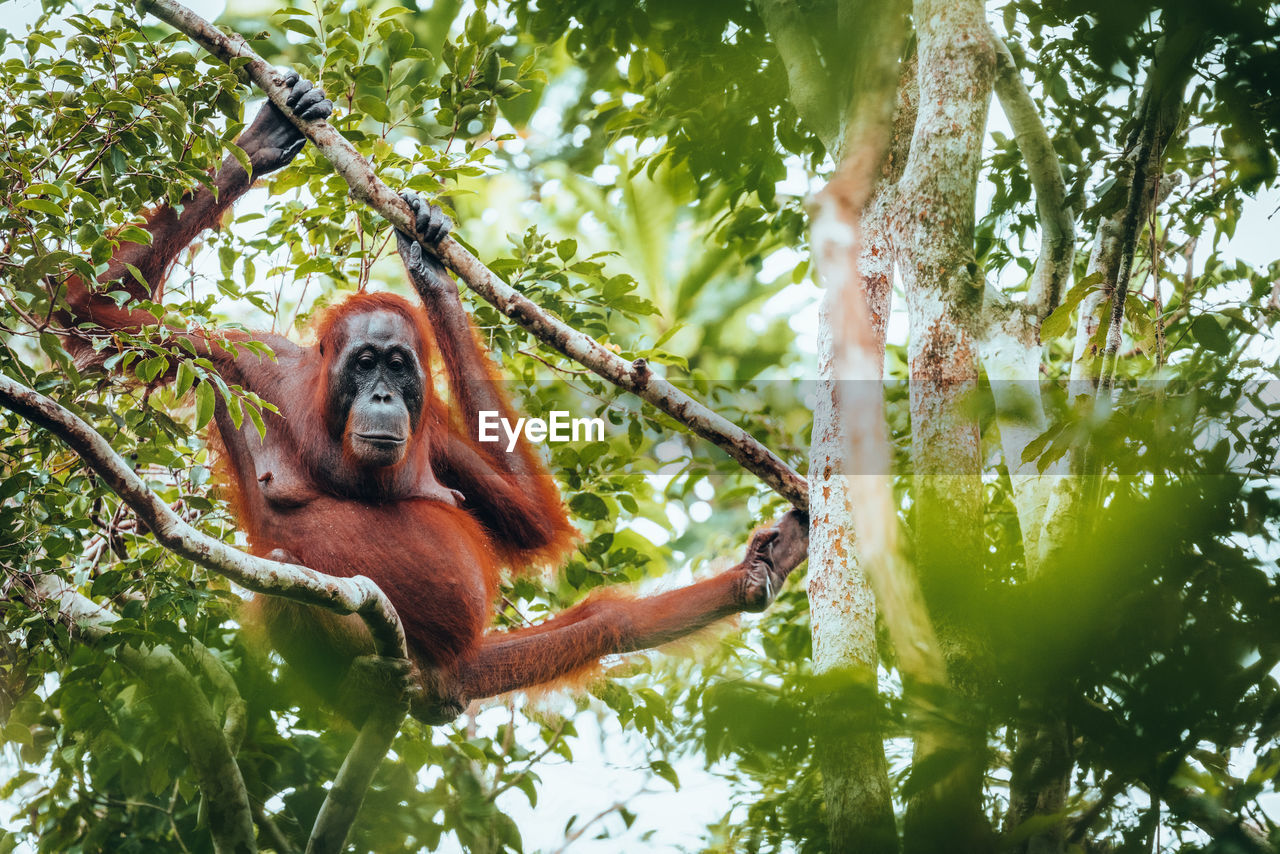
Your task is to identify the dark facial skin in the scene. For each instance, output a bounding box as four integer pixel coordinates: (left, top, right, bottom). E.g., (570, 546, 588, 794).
(323, 310, 426, 468)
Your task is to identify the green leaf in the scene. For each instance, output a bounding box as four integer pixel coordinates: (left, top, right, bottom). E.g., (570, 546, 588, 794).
(483, 50, 501, 87)
(26, 182, 62, 197)
(136, 355, 168, 383)
(603, 275, 635, 302)
(354, 95, 389, 123)
(224, 388, 244, 429)
(228, 143, 252, 180)
(627, 51, 645, 87)
(386, 29, 413, 63)
(649, 759, 680, 789)
(124, 264, 147, 288)
(281, 18, 317, 38)
(19, 198, 64, 217)
(118, 225, 152, 246)
(1020, 423, 1065, 466)
(569, 492, 609, 521)
(245, 402, 266, 440)
(1040, 272, 1104, 340)
(175, 360, 195, 398)
(1190, 314, 1231, 353)
(466, 10, 487, 44)
(194, 381, 215, 429)
(40, 332, 73, 372)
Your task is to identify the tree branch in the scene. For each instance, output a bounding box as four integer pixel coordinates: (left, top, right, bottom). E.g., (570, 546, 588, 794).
(253, 800, 297, 854)
(2, 373, 415, 853)
(24, 574, 256, 854)
(1099, 26, 1203, 391)
(1069, 26, 1201, 388)
(1040, 26, 1206, 567)
(136, 0, 808, 513)
(990, 30, 1075, 320)
(189, 639, 247, 753)
(1160, 787, 1271, 853)
(0, 374, 407, 659)
(979, 33, 1070, 564)
(305, 703, 405, 854)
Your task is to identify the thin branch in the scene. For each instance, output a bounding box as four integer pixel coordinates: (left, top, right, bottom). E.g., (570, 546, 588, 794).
(1151, 193, 1166, 369)
(136, 0, 808, 513)
(1097, 26, 1203, 392)
(550, 795, 644, 854)
(253, 800, 297, 854)
(990, 30, 1075, 319)
(487, 722, 567, 801)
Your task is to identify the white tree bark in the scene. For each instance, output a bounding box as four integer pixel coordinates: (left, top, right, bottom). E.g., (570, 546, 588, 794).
(979, 28, 1077, 576)
(813, 157, 948, 699)
(808, 49, 916, 693)
(802, 6, 922, 849)
(808, 189, 898, 851)
(810, 197, 894, 681)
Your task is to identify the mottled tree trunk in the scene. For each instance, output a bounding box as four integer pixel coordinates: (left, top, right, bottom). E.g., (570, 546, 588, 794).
(808, 46, 919, 854)
(888, 0, 995, 850)
(811, 289, 897, 853)
(762, 1, 911, 848)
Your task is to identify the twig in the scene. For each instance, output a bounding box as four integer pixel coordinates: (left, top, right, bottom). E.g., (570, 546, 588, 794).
(487, 722, 567, 801)
(134, 0, 808, 513)
(516, 347, 590, 377)
(550, 792, 648, 854)
(253, 800, 298, 854)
